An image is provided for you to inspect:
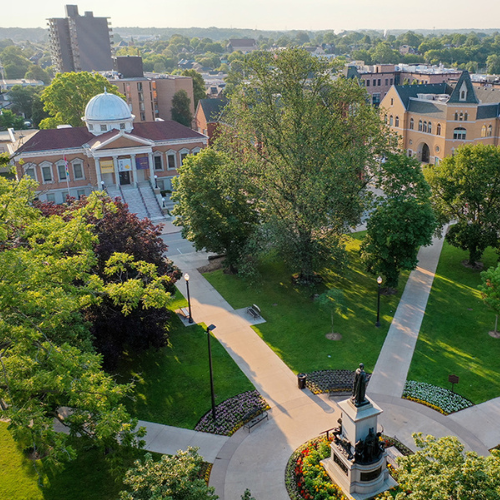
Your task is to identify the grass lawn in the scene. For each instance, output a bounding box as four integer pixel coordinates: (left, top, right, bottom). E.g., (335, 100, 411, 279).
(407, 242, 500, 404)
(0, 422, 156, 500)
(116, 290, 254, 428)
(204, 233, 409, 374)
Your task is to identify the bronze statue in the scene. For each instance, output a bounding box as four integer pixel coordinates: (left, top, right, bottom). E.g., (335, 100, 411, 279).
(352, 363, 368, 407)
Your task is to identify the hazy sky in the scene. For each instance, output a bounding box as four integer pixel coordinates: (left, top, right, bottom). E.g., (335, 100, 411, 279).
(3, 0, 500, 31)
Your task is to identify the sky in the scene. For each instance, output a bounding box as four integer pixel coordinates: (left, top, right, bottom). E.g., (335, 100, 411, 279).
(3, 0, 500, 32)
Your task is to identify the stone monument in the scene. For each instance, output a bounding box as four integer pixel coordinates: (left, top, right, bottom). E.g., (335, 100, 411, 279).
(321, 363, 397, 500)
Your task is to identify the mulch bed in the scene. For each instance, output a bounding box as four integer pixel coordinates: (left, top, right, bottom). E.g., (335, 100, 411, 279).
(305, 369, 371, 395)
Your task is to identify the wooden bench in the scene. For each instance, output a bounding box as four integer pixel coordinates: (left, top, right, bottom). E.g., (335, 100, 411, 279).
(179, 308, 190, 319)
(243, 407, 269, 432)
(246, 304, 261, 319)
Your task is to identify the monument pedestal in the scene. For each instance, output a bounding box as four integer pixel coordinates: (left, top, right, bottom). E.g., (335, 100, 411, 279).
(321, 397, 397, 500)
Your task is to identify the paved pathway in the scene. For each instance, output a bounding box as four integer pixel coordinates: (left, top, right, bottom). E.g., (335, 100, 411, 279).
(136, 230, 500, 499)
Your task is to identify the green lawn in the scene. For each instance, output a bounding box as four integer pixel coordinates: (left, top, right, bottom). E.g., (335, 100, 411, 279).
(116, 290, 254, 428)
(204, 233, 409, 374)
(407, 242, 500, 404)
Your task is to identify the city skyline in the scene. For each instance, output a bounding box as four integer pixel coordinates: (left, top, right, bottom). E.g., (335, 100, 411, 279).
(2, 0, 500, 32)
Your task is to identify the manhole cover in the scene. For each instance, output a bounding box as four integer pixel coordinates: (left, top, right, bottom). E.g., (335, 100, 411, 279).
(325, 333, 342, 341)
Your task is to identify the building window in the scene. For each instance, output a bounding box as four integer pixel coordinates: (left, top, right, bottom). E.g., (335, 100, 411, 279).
(180, 153, 188, 165)
(390, 98, 394, 105)
(46, 193, 56, 203)
(73, 163, 84, 179)
(154, 155, 163, 170)
(390, 78, 393, 85)
(384, 114, 387, 123)
(453, 127, 466, 140)
(428, 122, 432, 134)
(437, 123, 441, 136)
(77, 189, 85, 199)
(58, 164, 67, 181)
(100, 124, 107, 131)
(464, 112, 468, 121)
(366, 80, 370, 87)
(423, 121, 427, 133)
(418, 120, 423, 131)
(89, 124, 93, 130)
(481, 125, 487, 137)
(42, 165, 53, 183)
(373, 79, 376, 86)
(25, 167, 36, 180)
(372, 93, 380, 105)
(395, 116, 399, 127)
(385, 78, 388, 85)
(454, 112, 458, 121)
(140, 112, 146, 121)
(459, 112, 463, 121)
(138, 92, 144, 102)
(488, 125, 493, 137)
(460, 90, 466, 100)
(389, 115, 393, 126)
(167, 154, 176, 170)
(436, 146, 440, 152)
(120, 123, 125, 130)
(137, 82, 143, 91)
(377, 79, 380, 86)
(410, 118, 414, 130)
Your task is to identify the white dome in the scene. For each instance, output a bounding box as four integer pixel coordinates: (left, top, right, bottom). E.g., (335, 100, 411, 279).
(84, 90, 132, 122)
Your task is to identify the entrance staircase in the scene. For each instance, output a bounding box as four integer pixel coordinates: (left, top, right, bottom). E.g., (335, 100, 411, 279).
(105, 182, 165, 221)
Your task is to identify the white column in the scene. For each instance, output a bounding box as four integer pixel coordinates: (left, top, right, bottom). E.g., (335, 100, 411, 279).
(148, 151, 154, 188)
(131, 154, 137, 187)
(94, 157, 103, 190)
(113, 156, 119, 188)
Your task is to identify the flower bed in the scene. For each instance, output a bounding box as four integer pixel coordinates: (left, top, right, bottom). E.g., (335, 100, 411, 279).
(305, 370, 371, 395)
(402, 381, 473, 415)
(195, 390, 270, 436)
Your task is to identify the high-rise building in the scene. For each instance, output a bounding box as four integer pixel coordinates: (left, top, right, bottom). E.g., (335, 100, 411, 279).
(47, 5, 113, 73)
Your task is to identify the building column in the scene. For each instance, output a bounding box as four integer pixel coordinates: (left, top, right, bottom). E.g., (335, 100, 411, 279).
(131, 153, 137, 187)
(148, 151, 154, 189)
(94, 157, 103, 190)
(113, 156, 119, 188)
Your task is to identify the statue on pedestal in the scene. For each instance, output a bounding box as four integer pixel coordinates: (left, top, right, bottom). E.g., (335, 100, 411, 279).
(351, 363, 368, 407)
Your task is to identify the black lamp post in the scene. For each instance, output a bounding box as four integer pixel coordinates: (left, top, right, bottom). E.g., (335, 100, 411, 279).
(206, 324, 217, 421)
(184, 273, 193, 323)
(154, 174, 158, 189)
(376, 276, 383, 327)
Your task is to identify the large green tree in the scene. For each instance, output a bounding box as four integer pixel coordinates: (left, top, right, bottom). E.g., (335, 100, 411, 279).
(39, 72, 124, 129)
(395, 434, 500, 500)
(424, 144, 500, 265)
(172, 148, 259, 271)
(171, 89, 193, 127)
(479, 263, 500, 334)
(361, 153, 436, 289)
(181, 69, 207, 108)
(217, 48, 390, 280)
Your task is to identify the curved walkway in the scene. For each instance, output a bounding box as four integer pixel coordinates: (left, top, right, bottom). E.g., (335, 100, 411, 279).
(157, 232, 500, 499)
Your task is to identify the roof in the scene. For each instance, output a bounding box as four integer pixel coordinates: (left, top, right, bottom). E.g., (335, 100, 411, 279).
(228, 39, 257, 47)
(407, 99, 447, 119)
(448, 70, 479, 104)
(394, 83, 450, 109)
(17, 121, 206, 154)
(85, 91, 132, 121)
(199, 98, 228, 122)
(476, 104, 500, 120)
(475, 88, 500, 104)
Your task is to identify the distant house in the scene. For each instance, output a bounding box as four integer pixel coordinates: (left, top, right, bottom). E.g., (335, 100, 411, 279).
(194, 97, 228, 145)
(227, 39, 258, 54)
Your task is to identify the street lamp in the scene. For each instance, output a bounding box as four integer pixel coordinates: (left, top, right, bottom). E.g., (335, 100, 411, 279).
(100, 180, 105, 192)
(184, 273, 193, 324)
(154, 174, 158, 189)
(206, 324, 217, 421)
(376, 276, 383, 327)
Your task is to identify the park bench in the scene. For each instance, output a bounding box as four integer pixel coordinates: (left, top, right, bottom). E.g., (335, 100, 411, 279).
(246, 304, 261, 319)
(243, 407, 269, 432)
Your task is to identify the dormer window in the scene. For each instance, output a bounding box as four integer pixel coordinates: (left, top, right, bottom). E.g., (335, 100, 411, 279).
(459, 81, 467, 101)
(100, 124, 107, 132)
(120, 123, 125, 130)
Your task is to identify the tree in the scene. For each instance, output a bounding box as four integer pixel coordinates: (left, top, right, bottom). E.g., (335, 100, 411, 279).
(395, 434, 500, 499)
(0, 109, 25, 130)
(171, 89, 193, 127)
(316, 288, 347, 335)
(119, 448, 218, 500)
(7, 84, 43, 119)
(479, 264, 500, 334)
(487, 54, 500, 74)
(424, 144, 500, 265)
(24, 64, 51, 84)
(181, 69, 206, 107)
(217, 49, 389, 281)
(172, 149, 259, 272)
(35, 197, 180, 368)
(39, 72, 124, 129)
(241, 490, 256, 500)
(361, 153, 436, 289)
(0, 181, 145, 466)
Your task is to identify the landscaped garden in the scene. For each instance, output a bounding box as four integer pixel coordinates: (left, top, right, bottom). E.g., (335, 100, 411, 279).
(204, 233, 410, 375)
(406, 242, 500, 404)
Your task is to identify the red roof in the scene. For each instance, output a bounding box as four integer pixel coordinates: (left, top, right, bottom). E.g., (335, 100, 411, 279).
(17, 121, 205, 154)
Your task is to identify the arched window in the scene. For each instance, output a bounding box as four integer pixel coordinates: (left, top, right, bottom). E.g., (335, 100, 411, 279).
(423, 121, 428, 133)
(459, 112, 463, 121)
(410, 118, 414, 130)
(464, 112, 468, 121)
(418, 120, 423, 131)
(436, 123, 441, 136)
(488, 124, 493, 137)
(453, 127, 466, 140)
(454, 112, 458, 121)
(481, 125, 487, 137)
(389, 115, 393, 126)
(428, 122, 432, 134)
(395, 116, 399, 127)
(384, 114, 388, 123)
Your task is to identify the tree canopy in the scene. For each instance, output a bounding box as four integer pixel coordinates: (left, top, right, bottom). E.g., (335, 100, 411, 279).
(424, 144, 500, 265)
(171, 89, 193, 127)
(181, 69, 207, 107)
(39, 72, 124, 129)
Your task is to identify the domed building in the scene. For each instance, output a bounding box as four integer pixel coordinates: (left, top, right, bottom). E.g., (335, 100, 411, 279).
(15, 90, 207, 219)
